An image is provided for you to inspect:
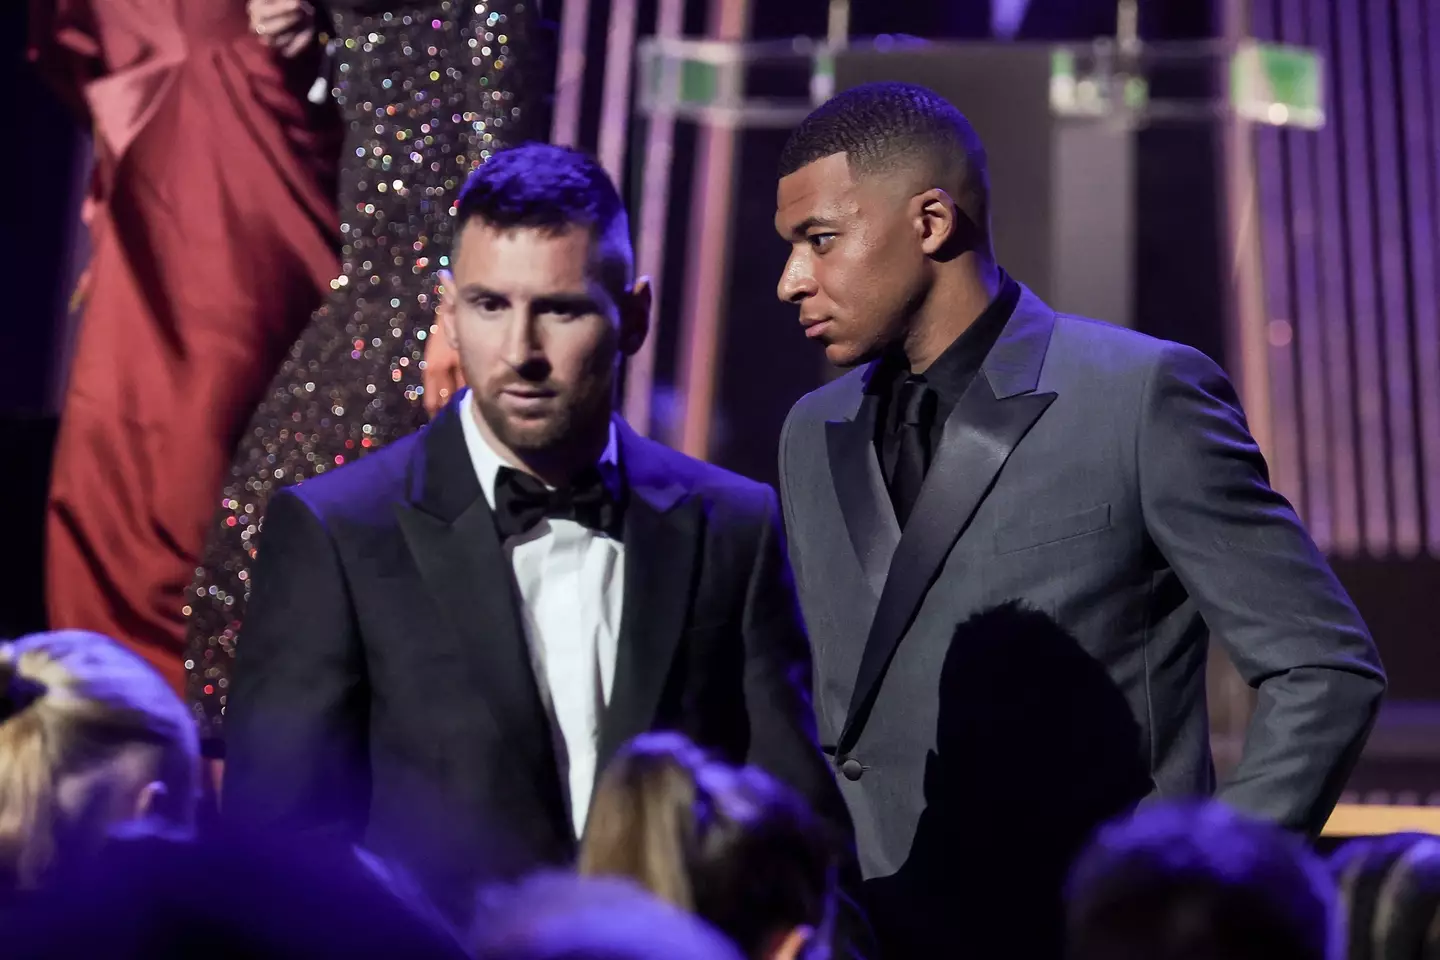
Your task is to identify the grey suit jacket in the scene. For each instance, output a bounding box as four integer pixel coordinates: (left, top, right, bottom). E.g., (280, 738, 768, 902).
(779, 285, 1384, 951)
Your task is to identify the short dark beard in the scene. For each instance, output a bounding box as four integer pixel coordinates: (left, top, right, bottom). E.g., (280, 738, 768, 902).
(474, 367, 617, 479)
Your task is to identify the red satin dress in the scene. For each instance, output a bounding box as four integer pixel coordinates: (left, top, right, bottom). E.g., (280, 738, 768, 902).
(32, 0, 340, 692)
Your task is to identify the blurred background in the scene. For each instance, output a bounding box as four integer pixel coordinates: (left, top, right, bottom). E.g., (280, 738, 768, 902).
(7, 0, 1439, 817)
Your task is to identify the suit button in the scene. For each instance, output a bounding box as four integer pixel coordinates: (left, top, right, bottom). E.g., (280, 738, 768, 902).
(839, 757, 864, 781)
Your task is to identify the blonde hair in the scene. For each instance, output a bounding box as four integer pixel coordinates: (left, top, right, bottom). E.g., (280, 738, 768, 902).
(579, 734, 708, 909)
(579, 734, 836, 959)
(0, 630, 199, 890)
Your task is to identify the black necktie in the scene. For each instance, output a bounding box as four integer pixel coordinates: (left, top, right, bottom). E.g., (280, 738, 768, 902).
(890, 377, 936, 528)
(493, 466, 623, 540)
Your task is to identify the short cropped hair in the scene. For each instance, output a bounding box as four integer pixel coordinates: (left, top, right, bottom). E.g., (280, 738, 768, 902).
(779, 82, 989, 231)
(1066, 802, 1338, 960)
(452, 143, 633, 295)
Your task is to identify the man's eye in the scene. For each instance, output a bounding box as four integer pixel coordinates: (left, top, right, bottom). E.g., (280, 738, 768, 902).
(808, 233, 836, 250)
(473, 297, 505, 313)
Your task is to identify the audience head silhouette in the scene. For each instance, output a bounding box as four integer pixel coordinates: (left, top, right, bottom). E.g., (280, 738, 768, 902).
(1066, 801, 1337, 960)
(9, 826, 468, 958)
(1331, 832, 1440, 960)
(0, 630, 199, 893)
(470, 871, 743, 960)
(579, 733, 835, 960)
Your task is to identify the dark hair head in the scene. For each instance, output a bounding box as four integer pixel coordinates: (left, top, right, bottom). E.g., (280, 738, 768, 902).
(778, 82, 989, 231)
(1331, 833, 1440, 960)
(452, 143, 632, 294)
(1066, 801, 1337, 960)
(579, 733, 835, 959)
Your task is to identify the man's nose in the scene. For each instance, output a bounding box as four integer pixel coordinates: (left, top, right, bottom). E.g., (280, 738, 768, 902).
(777, 251, 816, 304)
(501, 314, 543, 368)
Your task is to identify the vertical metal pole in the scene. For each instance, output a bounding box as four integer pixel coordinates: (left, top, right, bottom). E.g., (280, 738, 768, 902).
(827, 0, 849, 46)
(675, 0, 751, 459)
(550, 0, 591, 146)
(1220, 0, 1274, 460)
(596, 0, 639, 185)
(622, 0, 684, 435)
(1211, 0, 1266, 770)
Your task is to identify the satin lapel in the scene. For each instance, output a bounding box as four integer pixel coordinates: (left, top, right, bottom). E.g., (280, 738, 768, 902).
(825, 392, 901, 600)
(838, 291, 1059, 751)
(395, 398, 563, 801)
(596, 422, 702, 776)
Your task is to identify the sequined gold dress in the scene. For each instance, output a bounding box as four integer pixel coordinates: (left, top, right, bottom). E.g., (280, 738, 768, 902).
(184, 0, 551, 742)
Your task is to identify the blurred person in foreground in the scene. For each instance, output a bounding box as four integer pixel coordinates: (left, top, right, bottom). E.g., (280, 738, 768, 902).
(222, 143, 855, 924)
(1066, 801, 1339, 960)
(773, 80, 1383, 952)
(580, 732, 836, 960)
(0, 630, 200, 906)
(471, 872, 744, 960)
(9, 826, 466, 958)
(1330, 832, 1440, 960)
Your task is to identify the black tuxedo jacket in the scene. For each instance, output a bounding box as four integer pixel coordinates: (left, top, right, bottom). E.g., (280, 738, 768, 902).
(223, 399, 853, 918)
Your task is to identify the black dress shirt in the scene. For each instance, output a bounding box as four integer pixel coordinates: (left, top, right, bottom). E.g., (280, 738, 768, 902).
(872, 271, 1022, 495)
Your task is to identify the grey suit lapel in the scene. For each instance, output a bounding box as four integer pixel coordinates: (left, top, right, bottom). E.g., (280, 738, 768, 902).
(825, 385, 901, 600)
(838, 288, 1059, 753)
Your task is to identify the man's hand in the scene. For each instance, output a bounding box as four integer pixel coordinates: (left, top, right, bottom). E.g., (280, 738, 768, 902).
(248, 0, 317, 59)
(422, 326, 465, 418)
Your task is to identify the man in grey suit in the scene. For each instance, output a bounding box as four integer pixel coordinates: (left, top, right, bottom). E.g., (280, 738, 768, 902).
(774, 82, 1384, 955)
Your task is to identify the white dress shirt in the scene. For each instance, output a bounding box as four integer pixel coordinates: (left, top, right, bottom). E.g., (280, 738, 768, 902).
(458, 391, 624, 839)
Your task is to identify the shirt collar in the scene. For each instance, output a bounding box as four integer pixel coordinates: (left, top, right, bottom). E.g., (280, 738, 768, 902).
(458, 388, 620, 509)
(868, 269, 1021, 405)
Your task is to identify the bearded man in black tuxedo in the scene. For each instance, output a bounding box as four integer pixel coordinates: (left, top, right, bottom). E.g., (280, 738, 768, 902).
(223, 144, 855, 925)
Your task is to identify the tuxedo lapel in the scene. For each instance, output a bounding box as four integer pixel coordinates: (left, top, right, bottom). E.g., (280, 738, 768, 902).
(394, 400, 564, 807)
(838, 289, 1059, 752)
(597, 421, 702, 776)
(825, 390, 901, 600)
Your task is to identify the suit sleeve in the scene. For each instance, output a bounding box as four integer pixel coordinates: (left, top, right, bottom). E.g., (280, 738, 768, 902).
(1137, 342, 1385, 834)
(741, 488, 842, 814)
(741, 486, 871, 954)
(222, 488, 370, 840)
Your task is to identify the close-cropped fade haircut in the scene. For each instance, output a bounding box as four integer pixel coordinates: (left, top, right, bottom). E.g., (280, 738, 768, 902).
(451, 143, 634, 298)
(779, 81, 990, 235)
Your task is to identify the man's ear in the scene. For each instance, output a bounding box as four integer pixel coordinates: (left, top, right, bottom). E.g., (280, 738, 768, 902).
(437, 269, 459, 348)
(619, 276, 652, 357)
(915, 187, 961, 257)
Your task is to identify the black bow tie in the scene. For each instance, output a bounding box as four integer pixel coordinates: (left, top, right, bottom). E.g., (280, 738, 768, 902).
(493, 465, 623, 540)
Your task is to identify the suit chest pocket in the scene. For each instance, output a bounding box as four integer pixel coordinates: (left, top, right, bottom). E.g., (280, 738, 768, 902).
(994, 503, 1112, 555)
